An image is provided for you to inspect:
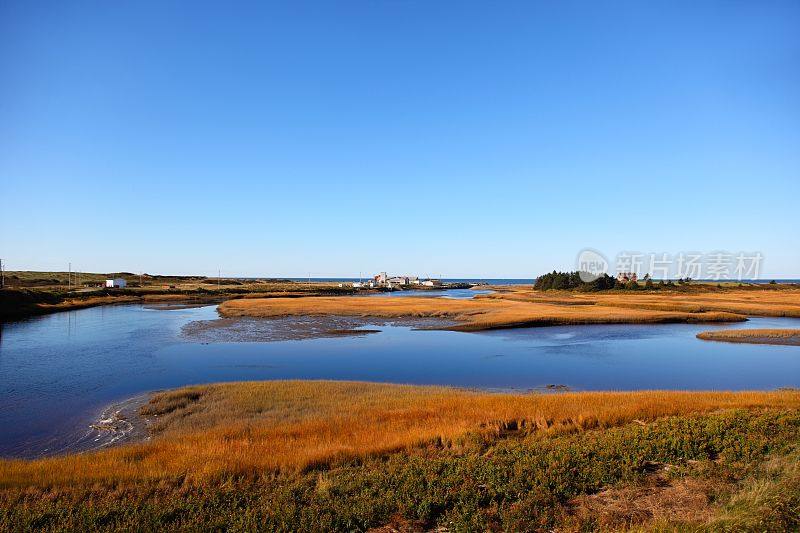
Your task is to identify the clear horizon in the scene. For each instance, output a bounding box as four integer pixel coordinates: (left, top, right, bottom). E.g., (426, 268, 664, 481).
(2, 2, 799, 278)
(4, 271, 800, 283)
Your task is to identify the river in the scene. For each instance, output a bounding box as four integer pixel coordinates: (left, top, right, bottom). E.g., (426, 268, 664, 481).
(1, 303, 798, 457)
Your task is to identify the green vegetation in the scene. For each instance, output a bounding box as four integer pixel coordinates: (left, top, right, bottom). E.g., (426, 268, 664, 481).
(534, 271, 728, 292)
(0, 270, 204, 288)
(534, 271, 618, 291)
(2, 408, 798, 531)
(0, 276, 356, 321)
(2, 382, 799, 532)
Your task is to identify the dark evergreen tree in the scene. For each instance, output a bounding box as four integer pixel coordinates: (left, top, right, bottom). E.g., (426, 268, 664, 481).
(534, 271, 617, 292)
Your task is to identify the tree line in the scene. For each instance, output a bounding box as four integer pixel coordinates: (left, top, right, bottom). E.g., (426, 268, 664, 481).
(533, 271, 677, 291)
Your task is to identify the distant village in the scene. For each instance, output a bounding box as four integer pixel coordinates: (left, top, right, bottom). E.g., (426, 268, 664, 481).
(339, 272, 443, 290)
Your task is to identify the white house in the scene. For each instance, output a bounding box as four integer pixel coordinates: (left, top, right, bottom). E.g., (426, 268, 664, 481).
(105, 278, 127, 288)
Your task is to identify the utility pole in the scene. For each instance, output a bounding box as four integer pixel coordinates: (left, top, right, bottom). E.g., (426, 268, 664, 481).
(140, 271, 143, 288)
(68, 262, 71, 290)
(218, 269, 221, 288)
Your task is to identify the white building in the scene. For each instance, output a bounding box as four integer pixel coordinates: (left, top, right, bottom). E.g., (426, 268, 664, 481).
(105, 278, 127, 288)
(422, 279, 441, 287)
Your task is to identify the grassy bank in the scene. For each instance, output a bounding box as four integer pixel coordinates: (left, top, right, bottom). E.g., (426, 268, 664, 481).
(1, 270, 207, 288)
(7, 274, 799, 329)
(0, 280, 355, 321)
(219, 286, 800, 330)
(1, 382, 799, 530)
(697, 328, 800, 346)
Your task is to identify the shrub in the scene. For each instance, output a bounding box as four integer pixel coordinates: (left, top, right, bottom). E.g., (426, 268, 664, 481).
(534, 271, 617, 292)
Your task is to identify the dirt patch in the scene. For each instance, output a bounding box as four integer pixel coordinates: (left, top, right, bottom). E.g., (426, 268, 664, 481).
(570, 469, 723, 529)
(181, 315, 455, 343)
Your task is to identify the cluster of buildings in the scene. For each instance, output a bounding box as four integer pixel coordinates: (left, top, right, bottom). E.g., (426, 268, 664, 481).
(616, 272, 638, 283)
(340, 272, 442, 290)
(104, 278, 127, 288)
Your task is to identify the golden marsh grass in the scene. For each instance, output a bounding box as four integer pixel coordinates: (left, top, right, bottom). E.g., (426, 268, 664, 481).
(218, 286, 800, 330)
(697, 328, 800, 345)
(2, 381, 799, 489)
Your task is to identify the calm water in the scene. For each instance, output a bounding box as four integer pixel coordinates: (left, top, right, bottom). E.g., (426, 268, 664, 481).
(1, 304, 799, 457)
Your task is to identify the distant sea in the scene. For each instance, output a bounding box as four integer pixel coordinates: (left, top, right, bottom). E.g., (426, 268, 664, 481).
(262, 278, 798, 285)
(282, 278, 534, 285)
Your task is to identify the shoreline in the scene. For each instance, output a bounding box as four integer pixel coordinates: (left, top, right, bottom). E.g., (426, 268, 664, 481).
(41, 394, 153, 459)
(217, 284, 800, 331)
(1, 394, 154, 461)
(181, 314, 457, 342)
(8, 382, 800, 460)
(77, 394, 153, 454)
(4, 384, 800, 530)
(218, 294, 763, 332)
(6, 284, 800, 332)
(697, 328, 800, 346)
(0, 283, 474, 322)
(0, 281, 358, 322)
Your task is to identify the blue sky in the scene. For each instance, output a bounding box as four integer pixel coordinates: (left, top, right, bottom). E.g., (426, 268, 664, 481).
(1, 1, 798, 278)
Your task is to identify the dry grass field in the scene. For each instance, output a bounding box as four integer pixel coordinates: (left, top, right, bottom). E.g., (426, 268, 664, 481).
(2, 382, 798, 487)
(697, 328, 800, 345)
(2, 382, 799, 530)
(0, 278, 353, 320)
(4, 280, 800, 528)
(219, 286, 800, 330)
(1, 271, 339, 290)
(581, 289, 800, 317)
(6, 273, 799, 328)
